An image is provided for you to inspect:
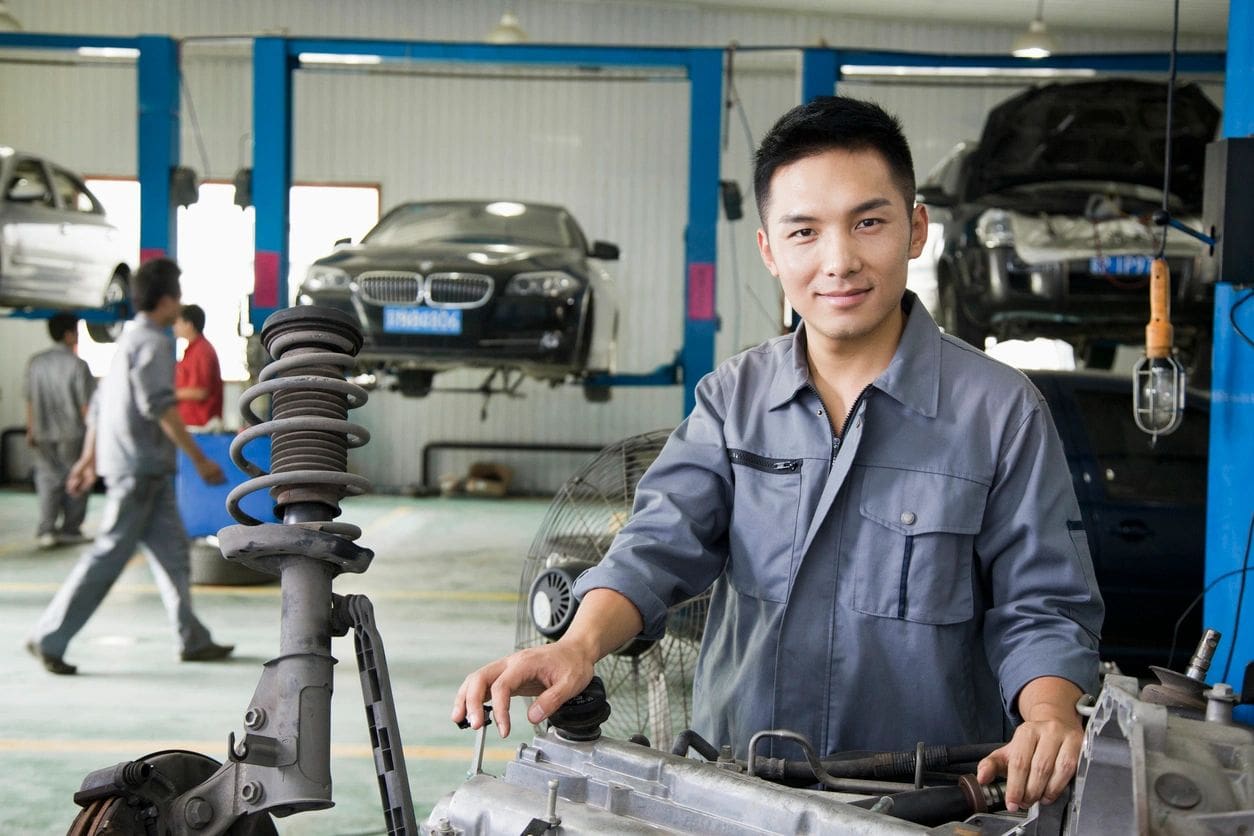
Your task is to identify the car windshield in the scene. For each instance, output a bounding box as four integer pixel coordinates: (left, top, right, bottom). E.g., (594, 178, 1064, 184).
(364, 202, 576, 248)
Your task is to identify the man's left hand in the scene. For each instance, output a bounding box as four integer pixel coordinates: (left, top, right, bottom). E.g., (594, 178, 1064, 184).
(976, 677, 1084, 812)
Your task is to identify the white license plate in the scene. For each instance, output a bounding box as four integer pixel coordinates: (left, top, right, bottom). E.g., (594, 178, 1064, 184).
(383, 306, 462, 335)
(1089, 255, 1153, 276)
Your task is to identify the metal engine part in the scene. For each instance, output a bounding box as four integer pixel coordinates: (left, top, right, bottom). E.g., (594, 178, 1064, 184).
(1067, 674, 1254, 835)
(426, 673, 1254, 836)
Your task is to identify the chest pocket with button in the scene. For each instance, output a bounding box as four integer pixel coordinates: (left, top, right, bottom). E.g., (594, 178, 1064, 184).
(725, 448, 804, 603)
(850, 466, 988, 625)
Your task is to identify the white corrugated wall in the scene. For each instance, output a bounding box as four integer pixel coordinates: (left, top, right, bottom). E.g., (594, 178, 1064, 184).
(0, 0, 1226, 491)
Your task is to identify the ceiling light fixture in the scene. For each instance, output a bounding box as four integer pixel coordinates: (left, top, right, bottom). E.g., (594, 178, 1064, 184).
(486, 11, 528, 44)
(0, 1, 23, 31)
(1012, 0, 1058, 59)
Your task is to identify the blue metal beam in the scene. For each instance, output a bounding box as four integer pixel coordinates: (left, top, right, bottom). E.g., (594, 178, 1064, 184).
(249, 37, 295, 330)
(0, 32, 139, 51)
(681, 49, 724, 415)
(1206, 2, 1254, 686)
(799, 48, 1225, 100)
(137, 35, 180, 261)
(287, 39, 704, 69)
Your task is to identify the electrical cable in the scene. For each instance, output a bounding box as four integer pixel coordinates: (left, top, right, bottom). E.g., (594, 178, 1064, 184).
(1222, 511, 1254, 682)
(1229, 290, 1254, 351)
(1155, 0, 1181, 260)
(180, 74, 213, 178)
(1165, 513, 1254, 675)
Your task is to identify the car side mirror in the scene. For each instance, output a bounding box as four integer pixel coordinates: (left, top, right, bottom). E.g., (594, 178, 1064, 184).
(7, 179, 50, 203)
(590, 240, 620, 260)
(916, 185, 955, 208)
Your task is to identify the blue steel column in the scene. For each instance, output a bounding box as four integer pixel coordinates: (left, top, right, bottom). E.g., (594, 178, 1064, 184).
(137, 35, 179, 262)
(680, 51, 723, 415)
(251, 37, 294, 330)
(1206, 3, 1254, 683)
(800, 48, 838, 102)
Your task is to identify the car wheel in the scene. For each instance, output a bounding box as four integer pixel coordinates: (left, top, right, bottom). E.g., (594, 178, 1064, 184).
(395, 369, 435, 398)
(938, 278, 985, 349)
(86, 271, 131, 343)
(582, 383, 612, 403)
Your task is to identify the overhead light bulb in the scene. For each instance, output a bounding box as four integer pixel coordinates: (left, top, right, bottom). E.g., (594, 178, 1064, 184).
(1011, 0, 1057, 59)
(0, 1, 23, 31)
(486, 11, 528, 44)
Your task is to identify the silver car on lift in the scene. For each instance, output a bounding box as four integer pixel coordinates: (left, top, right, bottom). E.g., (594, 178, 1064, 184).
(0, 146, 133, 341)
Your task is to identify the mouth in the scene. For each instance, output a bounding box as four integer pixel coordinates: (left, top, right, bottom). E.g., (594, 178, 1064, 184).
(815, 287, 872, 308)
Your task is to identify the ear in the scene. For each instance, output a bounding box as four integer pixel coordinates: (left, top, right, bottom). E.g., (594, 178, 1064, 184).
(756, 227, 779, 278)
(907, 203, 929, 260)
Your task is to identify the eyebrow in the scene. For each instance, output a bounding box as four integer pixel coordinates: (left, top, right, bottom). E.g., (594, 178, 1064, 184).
(776, 197, 895, 226)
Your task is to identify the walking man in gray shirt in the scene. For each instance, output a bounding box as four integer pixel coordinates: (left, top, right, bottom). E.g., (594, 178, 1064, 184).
(24, 313, 94, 549)
(25, 258, 234, 675)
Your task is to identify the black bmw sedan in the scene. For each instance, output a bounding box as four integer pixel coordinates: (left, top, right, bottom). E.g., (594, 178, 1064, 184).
(298, 200, 620, 397)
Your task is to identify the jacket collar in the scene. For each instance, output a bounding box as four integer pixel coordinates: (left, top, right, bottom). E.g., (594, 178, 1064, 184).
(766, 291, 941, 419)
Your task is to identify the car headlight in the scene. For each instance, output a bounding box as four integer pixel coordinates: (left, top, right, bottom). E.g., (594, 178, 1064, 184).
(303, 265, 351, 292)
(976, 210, 1015, 249)
(505, 271, 582, 298)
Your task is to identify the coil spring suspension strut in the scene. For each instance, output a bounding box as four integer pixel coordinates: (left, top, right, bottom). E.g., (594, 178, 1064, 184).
(214, 306, 376, 816)
(227, 306, 371, 538)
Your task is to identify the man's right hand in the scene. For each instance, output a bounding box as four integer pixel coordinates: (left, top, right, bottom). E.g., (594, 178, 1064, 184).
(66, 458, 96, 497)
(452, 642, 596, 739)
(194, 457, 227, 486)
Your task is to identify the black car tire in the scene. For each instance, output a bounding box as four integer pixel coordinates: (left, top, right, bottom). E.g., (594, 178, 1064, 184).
(395, 368, 435, 398)
(86, 271, 131, 344)
(938, 277, 985, 349)
(582, 383, 612, 403)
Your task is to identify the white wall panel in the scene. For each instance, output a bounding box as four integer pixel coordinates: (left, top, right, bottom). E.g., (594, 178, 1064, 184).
(0, 0, 1227, 491)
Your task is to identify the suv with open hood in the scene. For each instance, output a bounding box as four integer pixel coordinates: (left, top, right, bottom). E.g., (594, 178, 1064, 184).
(918, 79, 1219, 367)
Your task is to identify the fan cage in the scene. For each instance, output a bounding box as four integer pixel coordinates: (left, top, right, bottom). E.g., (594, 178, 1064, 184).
(515, 429, 712, 744)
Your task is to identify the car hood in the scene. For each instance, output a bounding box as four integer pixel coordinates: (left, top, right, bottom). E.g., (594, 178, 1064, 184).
(312, 242, 585, 275)
(968, 80, 1220, 211)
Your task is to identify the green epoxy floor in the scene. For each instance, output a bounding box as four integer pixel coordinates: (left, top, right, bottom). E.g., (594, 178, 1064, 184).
(0, 488, 548, 834)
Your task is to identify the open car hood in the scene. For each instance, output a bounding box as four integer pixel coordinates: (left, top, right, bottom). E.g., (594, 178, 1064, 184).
(968, 79, 1220, 210)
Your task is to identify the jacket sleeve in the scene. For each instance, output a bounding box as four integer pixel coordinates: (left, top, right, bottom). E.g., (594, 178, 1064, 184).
(977, 396, 1105, 721)
(131, 336, 177, 421)
(573, 371, 734, 640)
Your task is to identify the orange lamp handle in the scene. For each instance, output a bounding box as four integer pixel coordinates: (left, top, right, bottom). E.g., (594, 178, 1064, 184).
(1146, 257, 1174, 360)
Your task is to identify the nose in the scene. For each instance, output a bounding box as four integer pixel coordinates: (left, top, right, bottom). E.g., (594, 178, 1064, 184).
(820, 231, 862, 278)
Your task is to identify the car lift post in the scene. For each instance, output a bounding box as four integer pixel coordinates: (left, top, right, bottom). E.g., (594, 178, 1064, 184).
(1206, 2, 1254, 688)
(249, 38, 722, 415)
(0, 32, 180, 321)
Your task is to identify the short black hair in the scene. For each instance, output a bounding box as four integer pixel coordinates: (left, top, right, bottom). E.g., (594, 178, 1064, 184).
(132, 257, 181, 313)
(754, 96, 916, 223)
(47, 313, 79, 343)
(179, 304, 206, 334)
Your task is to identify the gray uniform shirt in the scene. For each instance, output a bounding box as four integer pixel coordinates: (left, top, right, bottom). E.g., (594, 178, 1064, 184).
(24, 344, 93, 442)
(574, 294, 1104, 757)
(92, 314, 179, 478)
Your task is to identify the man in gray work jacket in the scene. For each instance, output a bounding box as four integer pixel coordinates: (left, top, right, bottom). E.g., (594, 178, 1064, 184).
(454, 97, 1104, 814)
(24, 313, 94, 548)
(25, 258, 234, 675)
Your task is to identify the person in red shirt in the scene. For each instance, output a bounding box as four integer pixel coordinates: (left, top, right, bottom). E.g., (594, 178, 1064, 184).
(173, 304, 224, 430)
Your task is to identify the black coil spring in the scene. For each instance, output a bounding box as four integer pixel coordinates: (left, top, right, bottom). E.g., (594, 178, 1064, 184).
(227, 308, 372, 540)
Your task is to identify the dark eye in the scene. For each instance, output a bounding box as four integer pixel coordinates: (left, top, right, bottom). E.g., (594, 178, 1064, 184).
(855, 218, 884, 230)
(789, 227, 816, 239)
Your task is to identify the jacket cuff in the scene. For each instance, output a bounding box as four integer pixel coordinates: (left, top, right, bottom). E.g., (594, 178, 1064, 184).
(572, 566, 670, 641)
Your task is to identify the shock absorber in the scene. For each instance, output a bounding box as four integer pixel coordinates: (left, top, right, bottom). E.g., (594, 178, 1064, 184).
(209, 306, 376, 818)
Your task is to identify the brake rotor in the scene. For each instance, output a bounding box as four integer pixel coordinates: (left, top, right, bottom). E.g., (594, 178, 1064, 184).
(66, 750, 276, 836)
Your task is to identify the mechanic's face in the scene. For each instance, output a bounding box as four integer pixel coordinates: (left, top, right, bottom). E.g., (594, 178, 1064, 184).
(757, 147, 927, 354)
